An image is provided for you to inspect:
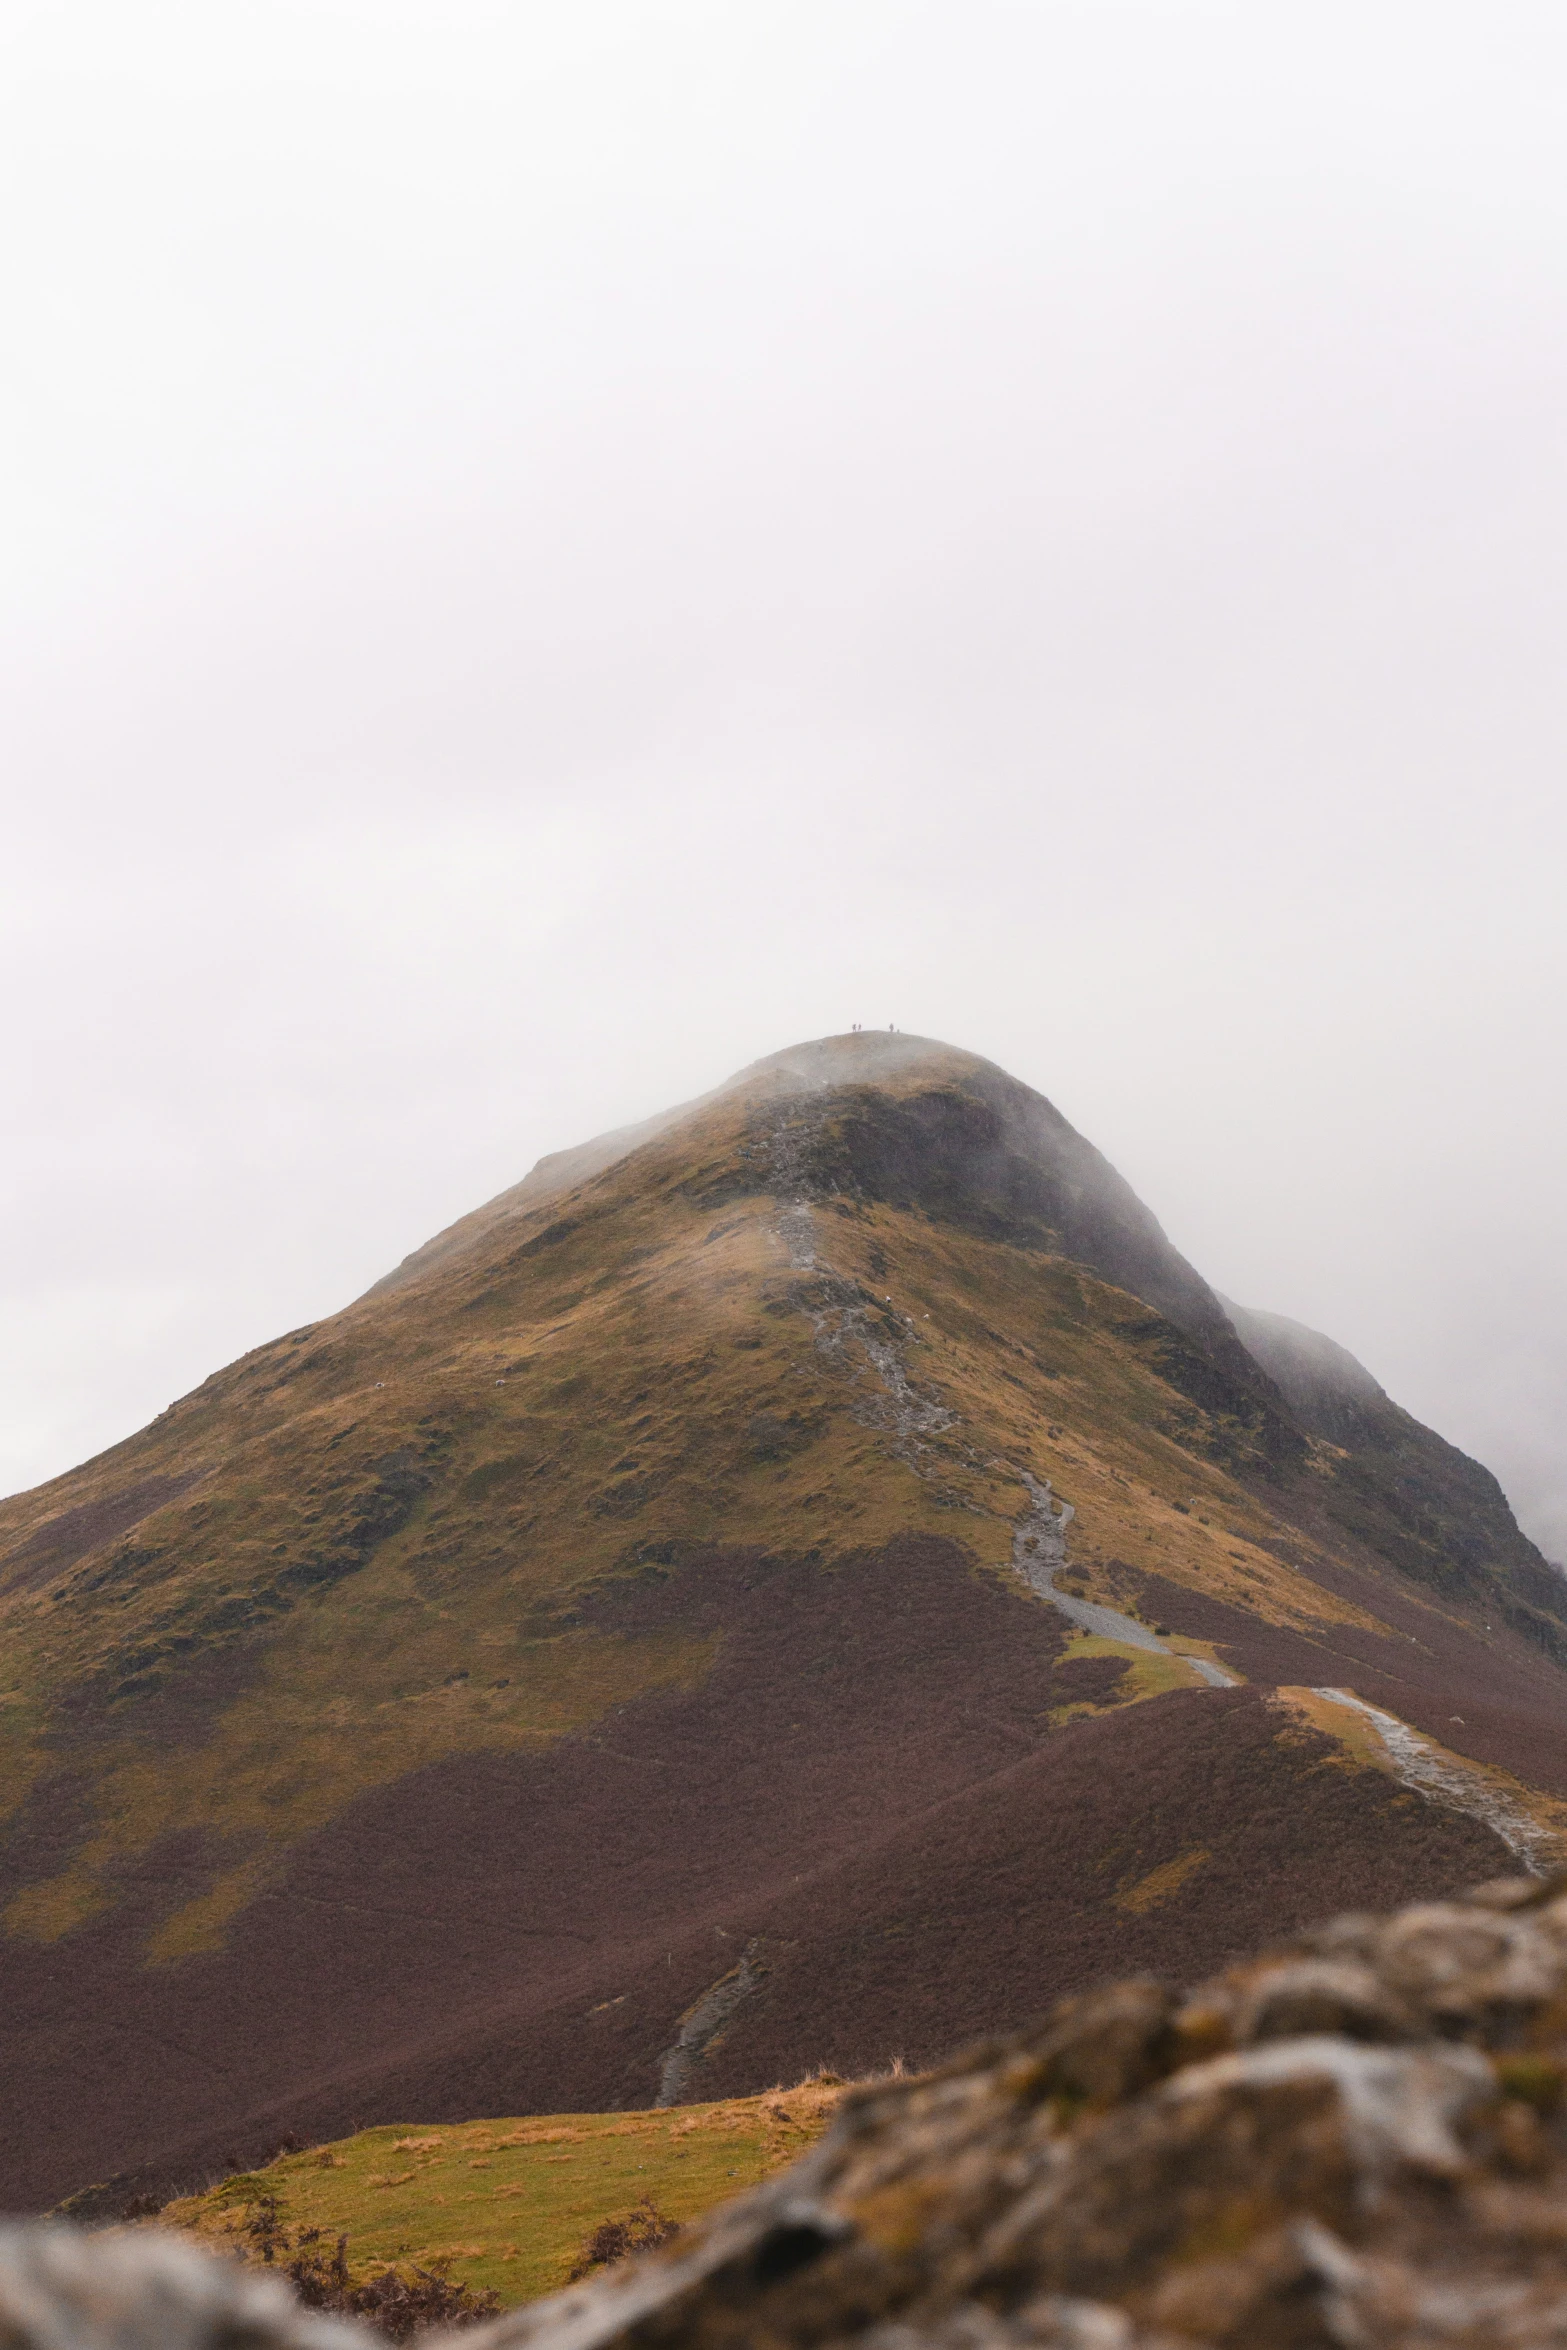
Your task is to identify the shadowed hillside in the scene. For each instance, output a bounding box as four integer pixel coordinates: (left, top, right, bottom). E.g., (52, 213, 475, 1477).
(2, 1032, 1564, 2212)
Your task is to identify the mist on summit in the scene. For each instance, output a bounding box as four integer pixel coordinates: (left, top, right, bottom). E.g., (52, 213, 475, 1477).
(3, 4, 1566, 1565)
(3, 1026, 1563, 2208)
(6, 9, 1567, 2313)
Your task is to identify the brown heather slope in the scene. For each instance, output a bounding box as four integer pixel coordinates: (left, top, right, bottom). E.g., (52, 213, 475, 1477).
(1, 1031, 1563, 2211)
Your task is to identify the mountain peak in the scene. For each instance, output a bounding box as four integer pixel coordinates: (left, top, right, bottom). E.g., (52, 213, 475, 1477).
(1, 1031, 1563, 2213)
(717, 1028, 990, 1096)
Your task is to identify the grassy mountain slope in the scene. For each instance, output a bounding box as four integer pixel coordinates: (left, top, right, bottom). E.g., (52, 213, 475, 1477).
(144, 2082, 842, 2310)
(1, 1032, 1563, 2210)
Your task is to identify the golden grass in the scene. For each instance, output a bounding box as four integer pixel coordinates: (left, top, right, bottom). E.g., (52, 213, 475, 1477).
(1274, 1687, 1567, 1868)
(155, 2084, 844, 2308)
(5, 1623, 715, 1954)
(1272, 1687, 1396, 1773)
(0, 1077, 1529, 1956)
(1114, 1847, 1212, 1914)
(1047, 1631, 1208, 1724)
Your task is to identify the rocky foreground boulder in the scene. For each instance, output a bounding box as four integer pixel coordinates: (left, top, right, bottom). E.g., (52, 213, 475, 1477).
(19, 1874, 1567, 2347)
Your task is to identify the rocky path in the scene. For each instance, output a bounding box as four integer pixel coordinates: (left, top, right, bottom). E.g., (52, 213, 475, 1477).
(1312, 1685, 1560, 1875)
(655, 1941, 767, 2107)
(760, 1093, 953, 1464)
(1009, 1483, 1550, 1843)
(1011, 1475, 1237, 1688)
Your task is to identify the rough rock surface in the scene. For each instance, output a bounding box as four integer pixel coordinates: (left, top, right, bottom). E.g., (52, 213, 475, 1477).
(461, 1868, 1567, 2350)
(0, 2220, 360, 2349)
(23, 1880, 1567, 2346)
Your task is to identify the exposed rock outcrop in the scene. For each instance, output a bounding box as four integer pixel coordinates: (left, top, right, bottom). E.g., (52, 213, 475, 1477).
(465, 1869, 1567, 2349)
(21, 1879, 1567, 2345)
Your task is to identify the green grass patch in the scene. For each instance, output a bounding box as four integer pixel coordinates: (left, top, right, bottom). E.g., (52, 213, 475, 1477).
(1049, 1630, 1203, 1721)
(156, 2083, 842, 2308)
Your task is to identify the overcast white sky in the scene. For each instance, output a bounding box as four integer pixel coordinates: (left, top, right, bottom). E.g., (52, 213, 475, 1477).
(4, 1, 1565, 1559)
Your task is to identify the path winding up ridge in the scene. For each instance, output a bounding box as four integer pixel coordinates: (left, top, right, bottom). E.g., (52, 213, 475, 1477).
(0, 1030, 1563, 2215)
(1012, 1474, 1237, 1688)
(1313, 1687, 1565, 1875)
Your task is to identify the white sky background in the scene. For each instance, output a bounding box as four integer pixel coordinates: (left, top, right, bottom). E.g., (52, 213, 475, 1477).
(2, 1, 1565, 1558)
